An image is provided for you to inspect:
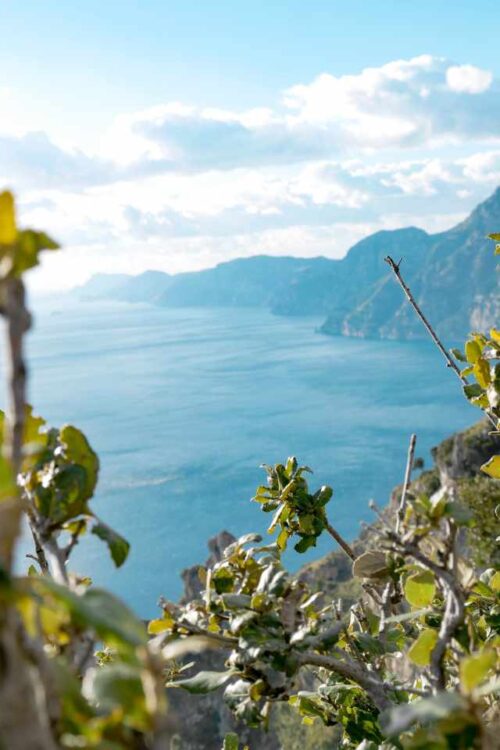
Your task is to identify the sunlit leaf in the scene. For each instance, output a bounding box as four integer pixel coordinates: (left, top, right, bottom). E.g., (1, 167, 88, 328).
(407, 628, 438, 666)
(460, 649, 496, 693)
(0, 191, 17, 245)
(465, 340, 481, 364)
(404, 571, 436, 608)
(481, 455, 500, 479)
(473, 358, 491, 389)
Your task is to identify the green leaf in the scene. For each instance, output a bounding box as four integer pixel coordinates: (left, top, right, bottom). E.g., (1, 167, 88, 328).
(354, 632, 386, 656)
(450, 348, 466, 362)
(460, 649, 496, 693)
(407, 628, 438, 666)
(29, 578, 147, 651)
(404, 571, 436, 608)
(490, 328, 500, 345)
(91, 520, 130, 567)
(276, 527, 288, 550)
(60, 425, 99, 501)
(294, 535, 316, 553)
(473, 357, 491, 388)
(463, 383, 483, 400)
(14, 229, 59, 274)
(267, 501, 287, 533)
(83, 663, 149, 731)
(0, 191, 17, 245)
(173, 670, 234, 694)
(481, 455, 500, 479)
(223, 733, 239, 750)
(0, 454, 16, 501)
(465, 340, 481, 364)
(147, 617, 172, 635)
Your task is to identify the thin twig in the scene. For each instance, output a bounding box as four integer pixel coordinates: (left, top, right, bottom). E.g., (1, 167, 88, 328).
(384, 256, 497, 429)
(396, 433, 417, 535)
(64, 519, 86, 561)
(325, 520, 355, 560)
(29, 524, 50, 574)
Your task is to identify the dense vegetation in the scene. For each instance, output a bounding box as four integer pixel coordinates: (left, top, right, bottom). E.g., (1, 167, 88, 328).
(0, 190, 498, 749)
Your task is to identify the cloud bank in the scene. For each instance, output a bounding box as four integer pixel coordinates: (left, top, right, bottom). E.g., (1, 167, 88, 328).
(1, 55, 499, 289)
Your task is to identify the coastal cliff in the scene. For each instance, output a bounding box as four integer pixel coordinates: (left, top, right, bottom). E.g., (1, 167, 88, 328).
(78, 187, 500, 342)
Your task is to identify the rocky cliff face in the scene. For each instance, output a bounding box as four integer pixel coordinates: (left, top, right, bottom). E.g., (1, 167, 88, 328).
(77, 187, 500, 343)
(164, 421, 500, 749)
(321, 187, 500, 340)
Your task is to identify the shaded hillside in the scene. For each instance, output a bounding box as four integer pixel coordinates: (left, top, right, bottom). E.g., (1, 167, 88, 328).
(78, 187, 500, 340)
(322, 187, 500, 339)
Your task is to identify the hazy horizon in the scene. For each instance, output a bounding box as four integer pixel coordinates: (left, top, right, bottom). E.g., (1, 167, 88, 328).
(1, 1, 500, 292)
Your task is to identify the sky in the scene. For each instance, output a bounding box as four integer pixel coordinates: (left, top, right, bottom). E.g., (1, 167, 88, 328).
(1, 0, 500, 290)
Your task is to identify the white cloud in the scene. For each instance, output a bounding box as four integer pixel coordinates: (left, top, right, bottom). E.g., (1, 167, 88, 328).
(446, 64, 493, 94)
(0, 55, 498, 292)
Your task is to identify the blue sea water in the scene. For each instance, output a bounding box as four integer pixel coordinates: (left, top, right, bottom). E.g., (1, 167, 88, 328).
(10, 299, 476, 616)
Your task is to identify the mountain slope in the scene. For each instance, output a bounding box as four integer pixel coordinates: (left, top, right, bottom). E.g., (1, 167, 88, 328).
(77, 187, 500, 341)
(324, 188, 500, 339)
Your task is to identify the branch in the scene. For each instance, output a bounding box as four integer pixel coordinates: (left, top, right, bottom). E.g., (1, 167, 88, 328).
(42, 536, 70, 586)
(396, 433, 417, 534)
(429, 526, 464, 690)
(298, 651, 394, 712)
(28, 521, 50, 574)
(325, 520, 355, 560)
(64, 519, 86, 561)
(384, 256, 497, 429)
(0, 269, 58, 749)
(0, 278, 31, 571)
(161, 620, 238, 649)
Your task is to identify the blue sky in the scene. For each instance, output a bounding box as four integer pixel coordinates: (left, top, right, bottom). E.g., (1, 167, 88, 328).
(1, 0, 499, 288)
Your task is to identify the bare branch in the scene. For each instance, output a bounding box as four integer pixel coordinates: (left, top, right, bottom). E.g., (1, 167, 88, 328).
(429, 526, 464, 690)
(325, 520, 355, 560)
(64, 519, 86, 562)
(396, 433, 417, 535)
(384, 256, 497, 429)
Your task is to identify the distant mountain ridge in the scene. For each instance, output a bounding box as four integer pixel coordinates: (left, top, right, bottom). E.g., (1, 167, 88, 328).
(78, 187, 500, 340)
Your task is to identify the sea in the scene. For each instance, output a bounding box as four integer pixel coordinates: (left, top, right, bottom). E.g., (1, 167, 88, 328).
(7, 298, 476, 616)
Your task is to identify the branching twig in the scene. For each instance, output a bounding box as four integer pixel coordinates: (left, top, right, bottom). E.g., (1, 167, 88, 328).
(298, 651, 394, 712)
(384, 256, 497, 429)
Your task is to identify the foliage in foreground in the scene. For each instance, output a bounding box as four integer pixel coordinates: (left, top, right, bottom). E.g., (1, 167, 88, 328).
(0, 190, 498, 749)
